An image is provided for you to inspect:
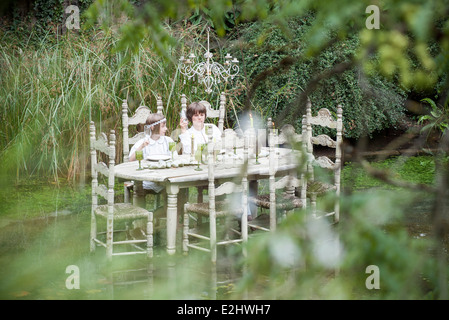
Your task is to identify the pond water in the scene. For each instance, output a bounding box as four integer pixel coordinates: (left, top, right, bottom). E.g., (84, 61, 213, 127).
(0, 181, 436, 300)
(0, 210, 247, 300)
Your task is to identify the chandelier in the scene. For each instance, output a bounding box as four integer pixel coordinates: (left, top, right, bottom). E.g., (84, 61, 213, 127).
(178, 27, 239, 94)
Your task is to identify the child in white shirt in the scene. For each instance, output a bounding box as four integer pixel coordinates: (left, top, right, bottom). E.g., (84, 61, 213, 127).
(178, 101, 222, 154)
(129, 113, 174, 192)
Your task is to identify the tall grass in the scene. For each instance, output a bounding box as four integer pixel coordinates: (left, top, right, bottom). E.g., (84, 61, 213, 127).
(0, 24, 239, 184)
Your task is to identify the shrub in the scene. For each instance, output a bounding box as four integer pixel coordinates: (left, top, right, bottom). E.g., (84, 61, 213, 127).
(230, 16, 408, 139)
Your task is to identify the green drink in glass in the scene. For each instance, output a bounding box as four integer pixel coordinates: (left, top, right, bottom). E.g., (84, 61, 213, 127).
(135, 150, 143, 170)
(194, 144, 203, 171)
(169, 141, 176, 160)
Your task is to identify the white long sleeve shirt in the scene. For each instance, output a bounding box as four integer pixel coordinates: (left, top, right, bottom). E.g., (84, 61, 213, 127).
(129, 135, 174, 192)
(178, 124, 222, 155)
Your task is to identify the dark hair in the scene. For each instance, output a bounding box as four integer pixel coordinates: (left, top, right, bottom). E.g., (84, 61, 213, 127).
(186, 102, 206, 123)
(145, 113, 165, 134)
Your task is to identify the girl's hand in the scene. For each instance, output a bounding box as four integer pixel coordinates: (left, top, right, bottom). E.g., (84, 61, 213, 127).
(139, 140, 150, 150)
(130, 140, 149, 161)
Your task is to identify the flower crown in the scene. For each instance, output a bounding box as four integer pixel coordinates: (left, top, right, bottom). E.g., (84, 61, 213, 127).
(144, 118, 166, 133)
(146, 118, 166, 128)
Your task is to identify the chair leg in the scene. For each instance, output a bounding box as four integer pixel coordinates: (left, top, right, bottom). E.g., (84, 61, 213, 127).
(241, 212, 248, 259)
(124, 185, 130, 203)
(311, 193, 317, 218)
(106, 215, 113, 260)
(334, 197, 340, 224)
(147, 212, 153, 258)
(301, 173, 307, 209)
(269, 204, 276, 231)
(90, 212, 97, 252)
(210, 214, 217, 264)
(183, 204, 189, 255)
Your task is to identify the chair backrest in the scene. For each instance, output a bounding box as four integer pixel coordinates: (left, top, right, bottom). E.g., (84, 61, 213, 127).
(305, 99, 343, 221)
(181, 92, 226, 132)
(122, 97, 164, 162)
(90, 121, 116, 214)
(222, 128, 245, 153)
(305, 100, 343, 175)
(278, 124, 303, 145)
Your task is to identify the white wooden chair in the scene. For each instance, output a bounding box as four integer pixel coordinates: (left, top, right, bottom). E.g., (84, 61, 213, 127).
(305, 100, 343, 223)
(278, 123, 303, 146)
(248, 119, 307, 232)
(182, 125, 249, 263)
(121, 98, 163, 206)
(89, 122, 153, 260)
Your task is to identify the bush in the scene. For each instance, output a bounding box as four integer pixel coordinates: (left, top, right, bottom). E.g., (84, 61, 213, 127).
(231, 16, 408, 139)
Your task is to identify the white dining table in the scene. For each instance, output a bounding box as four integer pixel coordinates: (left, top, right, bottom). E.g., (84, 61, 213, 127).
(114, 147, 301, 255)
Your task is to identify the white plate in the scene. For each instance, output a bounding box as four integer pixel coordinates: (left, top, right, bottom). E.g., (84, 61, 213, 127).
(146, 154, 171, 161)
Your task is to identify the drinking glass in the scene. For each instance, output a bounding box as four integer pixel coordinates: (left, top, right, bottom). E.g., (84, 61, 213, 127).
(214, 144, 220, 161)
(194, 144, 203, 171)
(135, 150, 143, 170)
(144, 125, 151, 139)
(169, 141, 176, 160)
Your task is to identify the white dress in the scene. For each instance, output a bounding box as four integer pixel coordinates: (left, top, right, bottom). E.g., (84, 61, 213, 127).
(178, 124, 222, 154)
(129, 135, 174, 192)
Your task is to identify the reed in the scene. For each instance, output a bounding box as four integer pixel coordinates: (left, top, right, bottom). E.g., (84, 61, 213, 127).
(0, 24, 231, 184)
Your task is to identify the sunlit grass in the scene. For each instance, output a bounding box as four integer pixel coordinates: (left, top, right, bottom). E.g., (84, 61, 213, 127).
(342, 155, 437, 190)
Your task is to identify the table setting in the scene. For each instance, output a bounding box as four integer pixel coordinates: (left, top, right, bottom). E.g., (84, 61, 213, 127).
(138, 146, 271, 171)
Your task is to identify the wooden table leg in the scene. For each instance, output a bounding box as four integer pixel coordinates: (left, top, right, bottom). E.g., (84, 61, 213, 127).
(133, 181, 146, 208)
(197, 186, 205, 203)
(178, 188, 188, 217)
(166, 184, 179, 255)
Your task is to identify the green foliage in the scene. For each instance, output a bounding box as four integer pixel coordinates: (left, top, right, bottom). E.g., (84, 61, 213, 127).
(240, 157, 442, 299)
(188, 5, 240, 33)
(418, 98, 449, 136)
(1, 0, 95, 42)
(340, 190, 436, 299)
(232, 17, 408, 138)
(238, 0, 449, 92)
(342, 156, 437, 190)
(241, 189, 438, 299)
(358, 0, 448, 91)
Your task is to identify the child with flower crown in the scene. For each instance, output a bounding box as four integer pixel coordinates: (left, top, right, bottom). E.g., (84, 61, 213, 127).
(129, 113, 174, 192)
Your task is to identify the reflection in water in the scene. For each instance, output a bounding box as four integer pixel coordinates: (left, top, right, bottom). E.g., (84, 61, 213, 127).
(0, 212, 247, 300)
(0, 188, 437, 300)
